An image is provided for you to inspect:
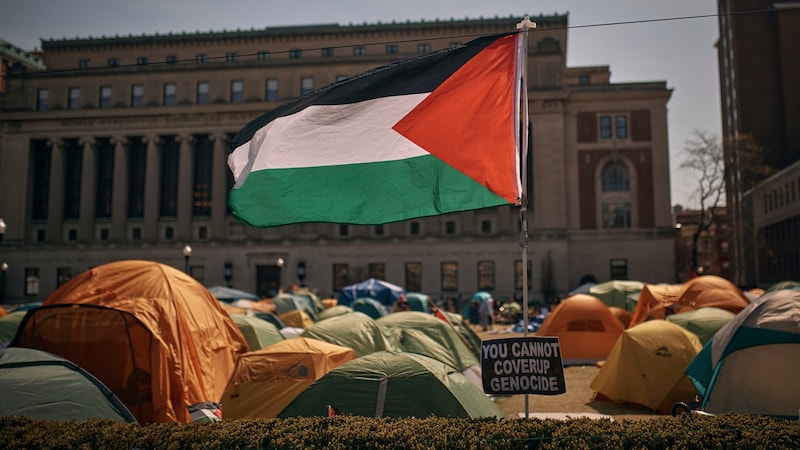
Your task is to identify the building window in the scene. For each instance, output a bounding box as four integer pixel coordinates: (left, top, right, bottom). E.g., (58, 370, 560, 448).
(131, 227, 142, 241)
(68, 87, 80, 109)
(66, 229, 77, 242)
(165, 55, 177, 64)
(441, 262, 458, 291)
(449, 42, 462, 49)
(602, 203, 632, 229)
(107, 58, 119, 67)
(226, 52, 237, 62)
(57, 267, 72, 287)
(579, 74, 590, 85)
(136, 57, 148, 65)
(131, 85, 144, 107)
(616, 115, 628, 139)
(321, 48, 334, 57)
(24, 268, 40, 296)
(374, 225, 385, 237)
(36, 229, 46, 242)
(338, 224, 349, 237)
(36, 89, 49, 111)
(300, 77, 314, 96)
(99, 86, 112, 108)
(192, 135, 213, 217)
(265, 79, 278, 101)
(386, 44, 398, 55)
(417, 43, 431, 54)
(196, 54, 207, 63)
(197, 81, 209, 104)
(230, 80, 244, 103)
(353, 46, 366, 56)
(163, 226, 174, 240)
(405, 262, 422, 292)
(79, 59, 90, 69)
(99, 228, 109, 241)
(63, 140, 83, 220)
(478, 261, 495, 291)
(610, 259, 628, 280)
(601, 161, 630, 192)
(160, 136, 179, 217)
(95, 139, 114, 219)
(289, 49, 302, 59)
(163, 83, 176, 106)
(333, 263, 349, 292)
(444, 220, 456, 235)
(514, 259, 531, 291)
(409, 221, 421, 236)
(480, 220, 492, 234)
(600, 116, 612, 139)
(257, 51, 269, 60)
(198, 226, 209, 240)
(127, 137, 146, 218)
(368, 263, 385, 280)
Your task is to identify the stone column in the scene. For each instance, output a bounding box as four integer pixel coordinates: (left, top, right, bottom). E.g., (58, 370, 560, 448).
(211, 133, 229, 240)
(46, 139, 64, 243)
(111, 136, 128, 241)
(143, 135, 161, 241)
(78, 137, 97, 242)
(176, 134, 194, 240)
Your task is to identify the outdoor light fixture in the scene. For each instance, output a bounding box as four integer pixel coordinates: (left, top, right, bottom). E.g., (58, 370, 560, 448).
(0, 262, 7, 304)
(224, 261, 233, 287)
(182, 244, 192, 273)
(0, 218, 6, 244)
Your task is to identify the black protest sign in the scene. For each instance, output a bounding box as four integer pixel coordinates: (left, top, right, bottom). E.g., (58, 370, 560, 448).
(481, 336, 566, 395)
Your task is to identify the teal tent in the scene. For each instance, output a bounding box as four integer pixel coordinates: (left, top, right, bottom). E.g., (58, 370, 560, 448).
(278, 351, 503, 419)
(351, 297, 387, 320)
(686, 289, 800, 418)
(301, 312, 402, 357)
(0, 347, 137, 423)
(207, 285, 260, 302)
(405, 292, 431, 312)
(230, 313, 284, 351)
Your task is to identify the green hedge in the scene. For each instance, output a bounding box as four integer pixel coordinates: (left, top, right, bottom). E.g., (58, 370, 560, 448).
(1, 414, 798, 449)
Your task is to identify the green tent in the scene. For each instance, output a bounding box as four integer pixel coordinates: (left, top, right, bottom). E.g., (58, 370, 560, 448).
(0, 347, 137, 423)
(230, 313, 284, 351)
(315, 305, 353, 322)
(764, 280, 800, 293)
(301, 312, 403, 357)
(273, 293, 318, 321)
(589, 280, 644, 313)
(0, 310, 27, 345)
(443, 311, 482, 360)
(377, 312, 478, 371)
(665, 307, 735, 345)
(405, 292, 431, 312)
(278, 351, 503, 419)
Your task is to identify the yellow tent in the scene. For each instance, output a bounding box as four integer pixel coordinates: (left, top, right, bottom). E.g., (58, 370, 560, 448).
(13, 260, 248, 424)
(220, 337, 355, 419)
(590, 320, 702, 413)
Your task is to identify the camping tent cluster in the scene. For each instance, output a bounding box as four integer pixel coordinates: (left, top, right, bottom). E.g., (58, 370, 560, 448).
(2, 265, 501, 423)
(532, 276, 799, 417)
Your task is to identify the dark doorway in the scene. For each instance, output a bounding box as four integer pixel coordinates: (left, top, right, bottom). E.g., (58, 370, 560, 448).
(256, 264, 282, 298)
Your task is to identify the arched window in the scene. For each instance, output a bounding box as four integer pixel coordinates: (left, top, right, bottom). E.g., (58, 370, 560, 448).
(598, 160, 635, 229)
(601, 161, 630, 192)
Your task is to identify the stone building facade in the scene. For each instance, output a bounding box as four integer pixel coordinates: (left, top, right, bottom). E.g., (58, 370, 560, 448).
(0, 15, 674, 305)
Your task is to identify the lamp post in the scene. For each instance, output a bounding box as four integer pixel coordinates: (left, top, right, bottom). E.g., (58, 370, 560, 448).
(276, 257, 284, 294)
(0, 262, 7, 304)
(0, 218, 6, 245)
(182, 244, 192, 274)
(223, 262, 233, 287)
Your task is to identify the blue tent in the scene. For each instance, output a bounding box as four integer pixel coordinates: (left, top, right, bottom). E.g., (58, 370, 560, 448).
(337, 278, 405, 307)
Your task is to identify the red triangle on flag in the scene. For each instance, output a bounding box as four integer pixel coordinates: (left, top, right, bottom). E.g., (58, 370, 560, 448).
(393, 34, 519, 203)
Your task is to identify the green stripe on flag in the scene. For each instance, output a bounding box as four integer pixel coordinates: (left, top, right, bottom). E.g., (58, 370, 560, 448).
(230, 154, 510, 227)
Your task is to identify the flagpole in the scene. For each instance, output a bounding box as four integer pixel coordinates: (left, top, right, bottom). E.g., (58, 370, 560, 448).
(516, 15, 536, 420)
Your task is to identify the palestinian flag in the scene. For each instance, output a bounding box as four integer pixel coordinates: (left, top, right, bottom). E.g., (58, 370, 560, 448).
(228, 32, 524, 227)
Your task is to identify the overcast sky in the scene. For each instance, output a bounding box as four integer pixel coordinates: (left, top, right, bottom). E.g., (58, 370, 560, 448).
(0, 0, 722, 208)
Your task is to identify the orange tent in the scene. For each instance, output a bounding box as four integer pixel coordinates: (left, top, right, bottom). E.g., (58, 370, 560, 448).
(221, 337, 356, 419)
(630, 276, 749, 327)
(535, 294, 625, 365)
(12, 260, 248, 424)
(608, 307, 632, 329)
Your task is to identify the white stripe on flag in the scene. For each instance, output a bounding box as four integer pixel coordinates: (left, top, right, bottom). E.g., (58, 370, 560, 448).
(229, 94, 430, 185)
